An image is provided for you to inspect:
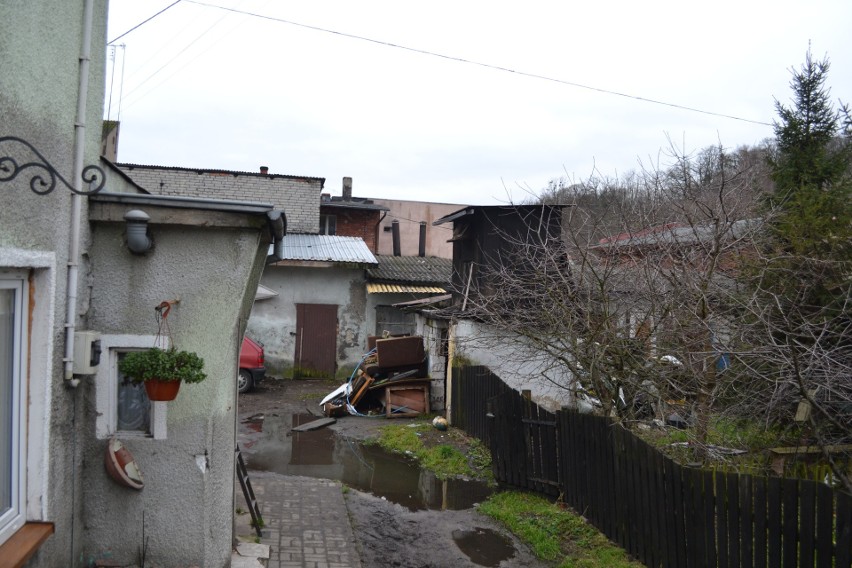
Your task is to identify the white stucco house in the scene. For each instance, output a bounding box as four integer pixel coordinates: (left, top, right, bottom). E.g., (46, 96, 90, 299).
(1, 3, 283, 565)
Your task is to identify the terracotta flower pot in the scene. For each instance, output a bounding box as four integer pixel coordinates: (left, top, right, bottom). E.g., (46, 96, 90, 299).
(144, 379, 181, 401)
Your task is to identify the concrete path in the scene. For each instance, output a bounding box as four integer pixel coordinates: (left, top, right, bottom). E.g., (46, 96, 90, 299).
(234, 472, 362, 568)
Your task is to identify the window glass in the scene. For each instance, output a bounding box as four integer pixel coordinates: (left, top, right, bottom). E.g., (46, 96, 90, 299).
(321, 214, 337, 235)
(116, 352, 150, 433)
(0, 288, 14, 518)
(0, 279, 24, 545)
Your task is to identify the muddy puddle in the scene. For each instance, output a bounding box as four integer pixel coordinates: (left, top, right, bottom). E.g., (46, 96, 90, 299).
(452, 527, 516, 567)
(241, 413, 493, 511)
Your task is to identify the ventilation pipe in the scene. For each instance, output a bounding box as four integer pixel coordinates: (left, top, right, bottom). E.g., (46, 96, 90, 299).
(392, 219, 401, 256)
(342, 176, 352, 201)
(124, 210, 152, 254)
(266, 210, 287, 264)
(419, 222, 426, 257)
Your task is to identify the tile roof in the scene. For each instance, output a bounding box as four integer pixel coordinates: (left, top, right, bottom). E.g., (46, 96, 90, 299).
(367, 255, 452, 285)
(277, 235, 378, 266)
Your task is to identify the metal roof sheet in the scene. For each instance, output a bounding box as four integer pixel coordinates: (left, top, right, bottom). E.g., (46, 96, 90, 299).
(367, 283, 447, 294)
(278, 234, 378, 265)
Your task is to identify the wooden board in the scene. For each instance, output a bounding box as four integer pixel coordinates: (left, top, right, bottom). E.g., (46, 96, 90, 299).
(292, 417, 337, 432)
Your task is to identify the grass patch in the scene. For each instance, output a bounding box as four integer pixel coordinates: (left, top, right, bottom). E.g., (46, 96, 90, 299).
(373, 420, 492, 481)
(636, 416, 791, 475)
(479, 491, 643, 568)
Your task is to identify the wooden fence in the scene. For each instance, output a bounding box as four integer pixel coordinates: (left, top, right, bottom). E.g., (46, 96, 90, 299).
(451, 365, 852, 568)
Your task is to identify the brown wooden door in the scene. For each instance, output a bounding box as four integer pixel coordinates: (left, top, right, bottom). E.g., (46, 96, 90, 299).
(294, 303, 337, 378)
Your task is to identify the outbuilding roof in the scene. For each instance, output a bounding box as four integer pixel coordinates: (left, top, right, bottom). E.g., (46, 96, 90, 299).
(367, 255, 453, 286)
(274, 234, 378, 266)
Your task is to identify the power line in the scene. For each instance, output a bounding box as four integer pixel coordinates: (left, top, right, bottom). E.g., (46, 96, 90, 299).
(109, 1, 183, 45)
(183, 0, 773, 127)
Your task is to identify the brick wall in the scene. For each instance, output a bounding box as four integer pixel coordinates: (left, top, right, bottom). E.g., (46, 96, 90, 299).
(117, 164, 322, 234)
(328, 209, 381, 252)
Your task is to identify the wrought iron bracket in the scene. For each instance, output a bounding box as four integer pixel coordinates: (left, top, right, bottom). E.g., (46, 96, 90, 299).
(0, 136, 105, 195)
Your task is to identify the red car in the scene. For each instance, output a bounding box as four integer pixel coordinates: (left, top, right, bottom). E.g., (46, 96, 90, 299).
(238, 335, 266, 393)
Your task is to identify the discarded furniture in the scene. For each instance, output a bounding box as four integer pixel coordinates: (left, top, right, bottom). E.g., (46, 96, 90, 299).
(380, 379, 430, 418)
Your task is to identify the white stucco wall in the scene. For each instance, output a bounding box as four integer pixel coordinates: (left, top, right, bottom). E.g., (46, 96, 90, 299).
(248, 265, 369, 378)
(80, 212, 267, 567)
(451, 319, 577, 412)
(0, 1, 108, 564)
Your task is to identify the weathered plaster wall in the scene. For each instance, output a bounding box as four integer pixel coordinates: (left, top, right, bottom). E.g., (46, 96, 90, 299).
(248, 265, 369, 377)
(415, 315, 449, 412)
(0, 1, 108, 564)
(365, 292, 424, 339)
(372, 199, 463, 259)
(81, 218, 266, 567)
(451, 319, 576, 412)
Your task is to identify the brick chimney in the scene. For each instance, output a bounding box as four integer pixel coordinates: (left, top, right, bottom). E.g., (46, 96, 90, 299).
(342, 177, 352, 201)
(259, 166, 269, 175)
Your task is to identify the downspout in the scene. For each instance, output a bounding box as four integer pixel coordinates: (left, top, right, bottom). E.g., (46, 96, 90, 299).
(374, 211, 387, 253)
(64, 0, 95, 387)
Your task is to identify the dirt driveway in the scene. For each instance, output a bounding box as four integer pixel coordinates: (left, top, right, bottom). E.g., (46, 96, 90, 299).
(238, 378, 549, 568)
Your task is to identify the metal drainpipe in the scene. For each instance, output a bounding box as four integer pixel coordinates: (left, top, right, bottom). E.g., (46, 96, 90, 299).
(64, 0, 95, 387)
(374, 211, 387, 253)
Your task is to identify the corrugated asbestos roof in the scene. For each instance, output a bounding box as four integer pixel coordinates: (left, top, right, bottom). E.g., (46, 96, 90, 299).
(278, 234, 378, 266)
(367, 255, 453, 285)
(367, 283, 447, 294)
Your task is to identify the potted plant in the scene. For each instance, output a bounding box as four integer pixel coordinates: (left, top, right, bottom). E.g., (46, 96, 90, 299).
(118, 347, 207, 401)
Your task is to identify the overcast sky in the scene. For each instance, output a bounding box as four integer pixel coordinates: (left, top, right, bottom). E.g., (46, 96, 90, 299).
(105, 0, 852, 205)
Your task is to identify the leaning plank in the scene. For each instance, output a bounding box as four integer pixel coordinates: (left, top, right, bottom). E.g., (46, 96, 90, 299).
(291, 417, 337, 432)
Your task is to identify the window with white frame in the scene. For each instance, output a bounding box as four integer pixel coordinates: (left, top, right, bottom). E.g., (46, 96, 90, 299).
(0, 274, 27, 545)
(95, 335, 168, 440)
(320, 214, 337, 235)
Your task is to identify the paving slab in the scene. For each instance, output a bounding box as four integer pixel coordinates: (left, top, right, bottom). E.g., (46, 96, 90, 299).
(236, 472, 361, 568)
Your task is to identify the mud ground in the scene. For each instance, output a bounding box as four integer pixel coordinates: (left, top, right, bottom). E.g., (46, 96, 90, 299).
(238, 377, 549, 568)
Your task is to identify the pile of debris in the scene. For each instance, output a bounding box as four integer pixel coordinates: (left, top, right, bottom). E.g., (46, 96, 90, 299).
(320, 335, 430, 418)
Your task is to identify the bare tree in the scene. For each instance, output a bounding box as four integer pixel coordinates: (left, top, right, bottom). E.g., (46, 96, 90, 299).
(449, 142, 848, 475)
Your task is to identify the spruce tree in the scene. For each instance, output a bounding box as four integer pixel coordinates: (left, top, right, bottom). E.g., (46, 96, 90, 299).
(767, 49, 851, 310)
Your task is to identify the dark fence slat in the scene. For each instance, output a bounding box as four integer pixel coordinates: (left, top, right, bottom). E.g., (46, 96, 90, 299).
(837, 490, 851, 568)
(652, 449, 669, 568)
(727, 472, 741, 568)
(753, 476, 768, 568)
(642, 439, 656, 567)
(782, 477, 799, 568)
(767, 476, 782, 568)
(740, 474, 754, 568)
(815, 482, 833, 568)
(799, 480, 816, 568)
(704, 469, 719, 568)
(717, 470, 729, 568)
(683, 467, 702, 568)
(672, 452, 688, 567)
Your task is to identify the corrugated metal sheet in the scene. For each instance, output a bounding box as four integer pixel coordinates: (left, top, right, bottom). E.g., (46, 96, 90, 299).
(367, 283, 446, 294)
(279, 235, 378, 265)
